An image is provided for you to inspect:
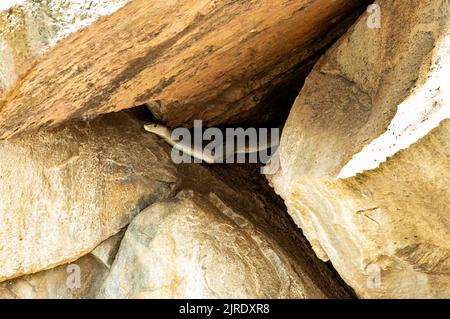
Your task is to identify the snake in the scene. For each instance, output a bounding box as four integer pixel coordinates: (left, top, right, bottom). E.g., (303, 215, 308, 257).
(144, 122, 278, 164)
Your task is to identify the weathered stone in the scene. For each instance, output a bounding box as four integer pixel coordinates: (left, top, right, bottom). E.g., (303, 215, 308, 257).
(0, 111, 178, 281)
(99, 164, 354, 299)
(269, 0, 450, 298)
(0, 0, 366, 139)
(0, 254, 108, 299)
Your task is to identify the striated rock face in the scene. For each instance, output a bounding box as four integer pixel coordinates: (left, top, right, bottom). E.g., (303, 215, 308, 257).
(99, 192, 308, 298)
(0, 112, 178, 281)
(269, 0, 450, 298)
(0, 0, 365, 139)
(99, 163, 354, 299)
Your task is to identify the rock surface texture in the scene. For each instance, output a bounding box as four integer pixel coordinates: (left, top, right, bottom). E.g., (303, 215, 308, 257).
(0, 112, 178, 281)
(268, 0, 450, 298)
(0, 0, 366, 138)
(99, 164, 354, 298)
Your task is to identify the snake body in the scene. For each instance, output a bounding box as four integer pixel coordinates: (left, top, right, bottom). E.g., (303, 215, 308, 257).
(144, 123, 278, 163)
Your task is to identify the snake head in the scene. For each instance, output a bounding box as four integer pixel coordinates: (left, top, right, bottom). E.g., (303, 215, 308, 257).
(144, 122, 171, 137)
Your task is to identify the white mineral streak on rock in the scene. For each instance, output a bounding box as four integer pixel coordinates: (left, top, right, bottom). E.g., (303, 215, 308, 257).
(338, 26, 450, 178)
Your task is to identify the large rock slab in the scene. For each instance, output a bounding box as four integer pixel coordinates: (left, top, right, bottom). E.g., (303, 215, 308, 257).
(99, 164, 354, 299)
(0, 0, 366, 138)
(0, 111, 178, 281)
(269, 0, 450, 298)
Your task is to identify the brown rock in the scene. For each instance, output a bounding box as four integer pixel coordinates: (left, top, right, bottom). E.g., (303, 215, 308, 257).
(0, 0, 365, 139)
